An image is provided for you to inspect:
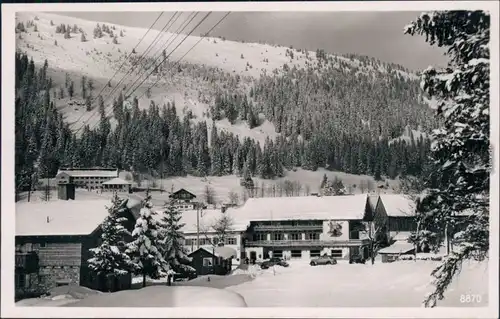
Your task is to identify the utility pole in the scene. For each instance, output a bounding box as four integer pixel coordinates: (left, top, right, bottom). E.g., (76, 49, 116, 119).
(27, 174, 33, 202)
(160, 154, 164, 194)
(196, 202, 200, 249)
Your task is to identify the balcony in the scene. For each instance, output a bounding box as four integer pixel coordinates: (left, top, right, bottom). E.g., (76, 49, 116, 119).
(15, 252, 39, 273)
(245, 239, 370, 248)
(253, 224, 323, 232)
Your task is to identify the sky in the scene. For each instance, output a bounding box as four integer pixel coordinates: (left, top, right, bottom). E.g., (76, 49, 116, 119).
(57, 11, 447, 71)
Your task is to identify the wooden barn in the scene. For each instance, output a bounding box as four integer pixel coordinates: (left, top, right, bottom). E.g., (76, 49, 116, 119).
(169, 188, 199, 210)
(188, 246, 237, 276)
(15, 197, 141, 300)
(169, 188, 197, 203)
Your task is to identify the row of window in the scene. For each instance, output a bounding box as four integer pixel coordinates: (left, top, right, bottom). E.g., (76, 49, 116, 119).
(185, 237, 237, 246)
(254, 220, 323, 227)
(252, 232, 320, 241)
(270, 249, 343, 258)
(15, 243, 46, 252)
(71, 176, 114, 180)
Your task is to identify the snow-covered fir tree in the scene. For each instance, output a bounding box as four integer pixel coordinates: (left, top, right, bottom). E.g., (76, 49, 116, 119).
(87, 194, 134, 285)
(322, 176, 346, 196)
(404, 10, 491, 307)
(126, 191, 168, 287)
(159, 199, 194, 273)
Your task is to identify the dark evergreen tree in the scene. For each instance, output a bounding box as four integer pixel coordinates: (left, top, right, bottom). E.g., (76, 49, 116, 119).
(404, 11, 490, 308)
(88, 195, 134, 289)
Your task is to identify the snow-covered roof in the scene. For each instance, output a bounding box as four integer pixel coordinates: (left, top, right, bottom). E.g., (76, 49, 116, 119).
(154, 209, 249, 234)
(379, 195, 416, 217)
(16, 198, 139, 237)
(102, 177, 131, 185)
(57, 169, 118, 178)
(215, 246, 237, 259)
(378, 242, 414, 254)
(392, 232, 412, 241)
(194, 246, 237, 259)
(227, 195, 370, 224)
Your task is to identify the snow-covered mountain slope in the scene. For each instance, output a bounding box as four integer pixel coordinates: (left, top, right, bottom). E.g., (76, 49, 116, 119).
(15, 12, 419, 145)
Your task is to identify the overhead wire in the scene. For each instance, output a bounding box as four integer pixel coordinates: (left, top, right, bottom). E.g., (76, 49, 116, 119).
(74, 12, 180, 134)
(89, 11, 231, 132)
(71, 12, 164, 131)
(134, 12, 231, 101)
(122, 12, 199, 100)
(96, 12, 180, 106)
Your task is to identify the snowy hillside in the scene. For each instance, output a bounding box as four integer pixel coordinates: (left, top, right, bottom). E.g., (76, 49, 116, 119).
(15, 12, 418, 145)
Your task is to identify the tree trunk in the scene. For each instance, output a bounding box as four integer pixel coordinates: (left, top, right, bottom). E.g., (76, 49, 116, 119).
(370, 241, 375, 265)
(445, 222, 450, 255)
(414, 220, 420, 262)
(142, 273, 146, 288)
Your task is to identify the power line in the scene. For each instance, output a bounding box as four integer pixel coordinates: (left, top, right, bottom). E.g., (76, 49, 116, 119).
(96, 12, 180, 108)
(71, 12, 164, 131)
(135, 12, 231, 101)
(85, 12, 205, 132)
(74, 12, 179, 135)
(89, 11, 230, 133)
(122, 12, 199, 100)
(124, 12, 214, 101)
(140, 12, 193, 78)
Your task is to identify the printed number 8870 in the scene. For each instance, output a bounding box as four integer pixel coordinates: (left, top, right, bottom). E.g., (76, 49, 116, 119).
(460, 294, 482, 303)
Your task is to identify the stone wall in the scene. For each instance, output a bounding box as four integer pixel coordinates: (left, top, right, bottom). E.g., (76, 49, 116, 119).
(38, 265, 81, 293)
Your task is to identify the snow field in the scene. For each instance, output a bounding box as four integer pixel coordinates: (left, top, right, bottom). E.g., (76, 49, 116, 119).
(226, 259, 489, 307)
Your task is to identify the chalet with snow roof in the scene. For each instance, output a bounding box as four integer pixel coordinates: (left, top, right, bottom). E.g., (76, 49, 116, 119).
(170, 188, 197, 202)
(374, 194, 417, 242)
(55, 168, 118, 190)
(169, 188, 199, 210)
(231, 195, 377, 261)
(15, 197, 141, 299)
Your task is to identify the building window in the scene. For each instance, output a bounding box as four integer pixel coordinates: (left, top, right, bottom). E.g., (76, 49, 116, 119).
(273, 233, 284, 241)
(291, 250, 302, 258)
(203, 257, 213, 267)
(306, 232, 320, 240)
(331, 249, 343, 258)
(198, 238, 207, 246)
(253, 233, 266, 241)
(350, 230, 360, 240)
(272, 250, 283, 258)
(225, 237, 236, 245)
(310, 250, 321, 257)
(289, 233, 301, 240)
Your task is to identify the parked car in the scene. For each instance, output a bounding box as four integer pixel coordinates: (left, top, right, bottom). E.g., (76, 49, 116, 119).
(260, 257, 289, 269)
(172, 266, 197, 281)
(310, 255, 337, 266)
(349, 254, 366, 264)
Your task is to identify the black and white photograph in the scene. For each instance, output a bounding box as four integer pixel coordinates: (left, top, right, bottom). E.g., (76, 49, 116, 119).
(1, 1, 499, 318)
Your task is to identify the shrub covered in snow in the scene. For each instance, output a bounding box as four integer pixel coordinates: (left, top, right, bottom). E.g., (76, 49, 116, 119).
(398, 254, 443, 261)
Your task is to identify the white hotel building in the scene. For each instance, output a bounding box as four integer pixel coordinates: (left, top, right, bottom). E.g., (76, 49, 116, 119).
(178, 194, 415, 262)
